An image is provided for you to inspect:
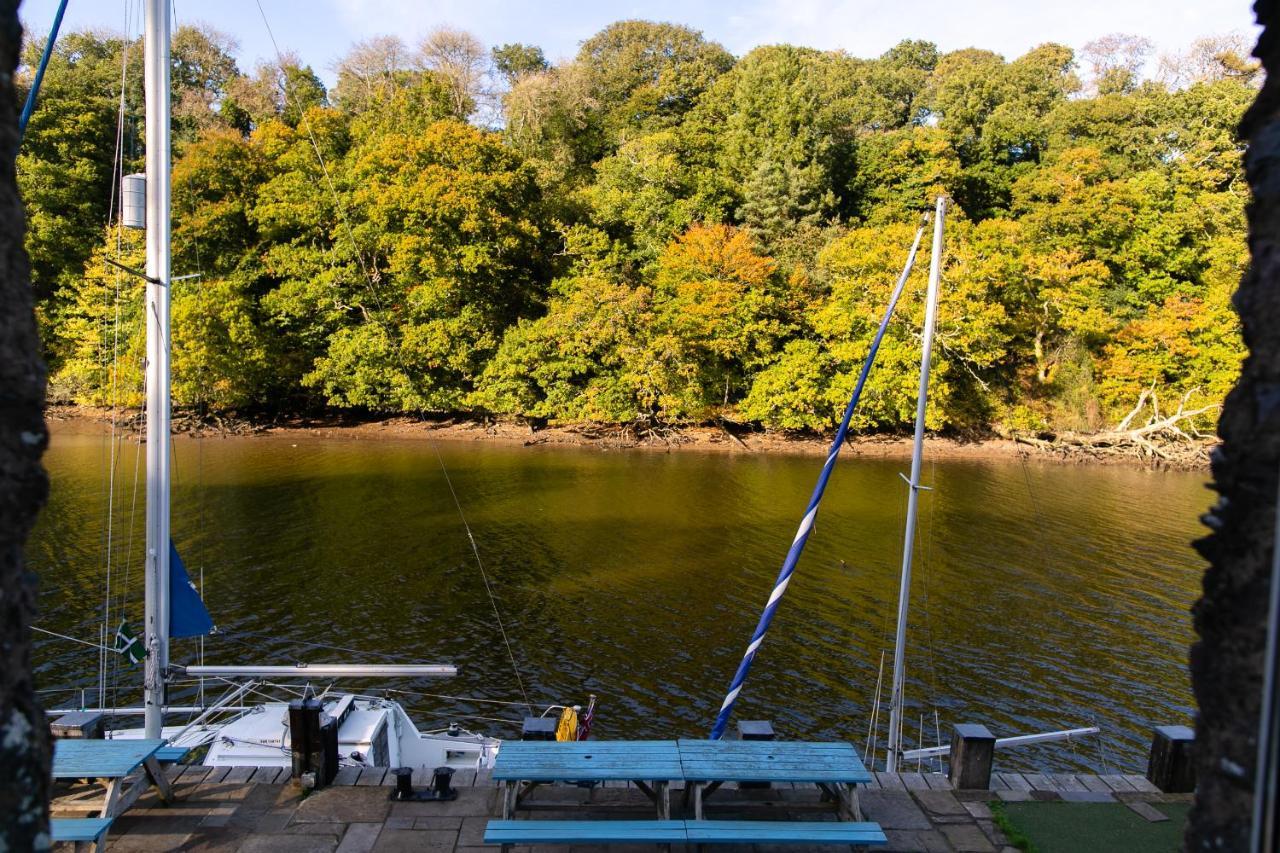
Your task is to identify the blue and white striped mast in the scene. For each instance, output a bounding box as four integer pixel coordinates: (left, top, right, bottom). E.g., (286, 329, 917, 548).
(885, 195, 947, 771)
(709, 216, 931, 740)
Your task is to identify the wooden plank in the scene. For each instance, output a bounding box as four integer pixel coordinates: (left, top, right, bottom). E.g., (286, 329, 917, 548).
(1022, 773, 1054, 792)
(678, 742, 859, 754)
(1126, 801, 1171, 822)
(50, 818, 114, 844)
(1099, 774, 1137, 792)
(685, 820, 887, 844)
(52, 739, 166, 779)
(900, 772, 929, 791)
(332, 766, 360, 786)
(357, 767, 387, 786)
(874, 772, 906, 791)
(176, 766, 212, 785)
(1123, 774, 1161, 793)
(861, 773, 881, 790)
(1049, 774, 1088, 793)
(496, 767, 683, 782)
(924, 773, 952, 791)
(203, 766, 231, 785)
(988, 774, 1011, 791)
(1079, 774, 1113, 793)
(680, 759, 869, 773)
(680, 768, 871, 783)
(484, 820, 686, 844)
(997, 772, 1033, 792)
(499, 741, 679, 756)
(223, 766, 255, 785)
(249, 766, 282, 785)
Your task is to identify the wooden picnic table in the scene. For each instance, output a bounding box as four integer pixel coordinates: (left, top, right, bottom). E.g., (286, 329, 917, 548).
(52, 739, 174, 822)
(492, 740, 682, 819)
(677, 738, 871, 820)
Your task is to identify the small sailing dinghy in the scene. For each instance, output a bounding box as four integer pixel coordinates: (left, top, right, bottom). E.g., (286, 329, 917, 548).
(46, 0, 581, 773)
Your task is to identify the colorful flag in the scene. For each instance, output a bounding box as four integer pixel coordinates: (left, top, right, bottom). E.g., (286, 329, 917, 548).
(113, 620, 144, 665)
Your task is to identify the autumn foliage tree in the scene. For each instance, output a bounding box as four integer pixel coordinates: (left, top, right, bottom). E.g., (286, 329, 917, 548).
(27, 22, 1255, 439)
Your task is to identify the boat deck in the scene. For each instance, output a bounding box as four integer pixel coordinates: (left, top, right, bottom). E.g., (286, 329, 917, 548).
(68, 765, 1192, 852)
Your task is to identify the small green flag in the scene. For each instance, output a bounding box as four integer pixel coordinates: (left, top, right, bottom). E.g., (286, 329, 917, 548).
(113, 620, 144, 665)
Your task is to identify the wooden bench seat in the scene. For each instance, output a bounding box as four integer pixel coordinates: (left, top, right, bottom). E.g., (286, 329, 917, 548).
(484, 819, 686, 845)
(51, 817, 114, 852)
(484, 819, 888, 848)
(154, 745, 190, 763)
(685, 819, 887, 845)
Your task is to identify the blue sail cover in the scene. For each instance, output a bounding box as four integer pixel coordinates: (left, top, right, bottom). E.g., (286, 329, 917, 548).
(169, 541, 214, 638)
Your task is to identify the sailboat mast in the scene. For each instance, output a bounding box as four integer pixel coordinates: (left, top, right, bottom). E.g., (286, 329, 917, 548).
(142, 0, 172, 741)
(885, 196, 946, 772)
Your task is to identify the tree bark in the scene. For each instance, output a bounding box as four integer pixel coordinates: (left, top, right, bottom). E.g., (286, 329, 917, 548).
(0, 1, 52, 849)
(1187, 2, 1280, 848)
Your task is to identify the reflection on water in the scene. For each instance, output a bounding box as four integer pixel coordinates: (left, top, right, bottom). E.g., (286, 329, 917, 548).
(31, 429, 1209, 772)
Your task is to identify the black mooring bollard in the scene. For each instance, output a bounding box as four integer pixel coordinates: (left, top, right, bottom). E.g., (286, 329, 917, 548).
(389, 765, 458, 801)
(432, 766, 456, 799)
(392, 767, 414, 800)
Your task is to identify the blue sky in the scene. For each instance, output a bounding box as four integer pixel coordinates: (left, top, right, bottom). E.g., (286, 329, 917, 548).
(19, 0, 1259, 84)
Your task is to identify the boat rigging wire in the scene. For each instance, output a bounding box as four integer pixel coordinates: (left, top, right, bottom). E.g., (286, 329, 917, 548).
(33, 626, 116, 652)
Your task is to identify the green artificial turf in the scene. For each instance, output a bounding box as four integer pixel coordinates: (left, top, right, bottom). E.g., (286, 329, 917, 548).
(992, 801, 1189, 853)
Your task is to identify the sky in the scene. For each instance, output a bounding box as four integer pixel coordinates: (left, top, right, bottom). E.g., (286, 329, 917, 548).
(17, 0, 1260, 84)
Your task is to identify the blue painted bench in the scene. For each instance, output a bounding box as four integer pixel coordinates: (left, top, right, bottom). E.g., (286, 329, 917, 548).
(51, 739, 173, 842)
(685, 819, 887, 845)
(484, 819, 686, 846)
(484, 819, 888, 849)
(493, 741, 682, 819)
(154, 745, 190, 764)
(51, 817, 114, 852)
(678, 739, 873, 821)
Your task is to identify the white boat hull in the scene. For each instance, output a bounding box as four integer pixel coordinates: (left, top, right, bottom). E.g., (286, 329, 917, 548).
(108, 694, 501, 770)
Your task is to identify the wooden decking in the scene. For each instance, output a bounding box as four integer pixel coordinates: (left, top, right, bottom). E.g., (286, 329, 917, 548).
(58, 763, 1190, 852)
(162, 764, 1165, 800)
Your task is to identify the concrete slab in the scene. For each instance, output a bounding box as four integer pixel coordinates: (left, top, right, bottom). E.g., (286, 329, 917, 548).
(915, 790, 969, 817)
(884, 829, 953, 852)
(861, 790, 933, 830)
(239, 835, 339, 853)
(388, 787, 495, 818)
(940, 822, 998, 852)
(336, 822, 383, 853)
(963, 800, 993, 819)
(1060, 790, 1115, 803)
(295, 787, 393, 823)
(371, 829, 459, 851)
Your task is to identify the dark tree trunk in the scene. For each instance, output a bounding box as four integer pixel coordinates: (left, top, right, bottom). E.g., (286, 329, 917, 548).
(1187, 2, 1280, 848)
(0, 1, 52, 848)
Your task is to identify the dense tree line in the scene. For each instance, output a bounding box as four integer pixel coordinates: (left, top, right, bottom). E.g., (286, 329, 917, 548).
(17, 22, 1259, 434)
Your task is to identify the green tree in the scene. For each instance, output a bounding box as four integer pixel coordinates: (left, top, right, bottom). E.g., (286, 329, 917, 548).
(576, 20, 734, 142)
(304, 120, 550, 411)
(492, 43, 548, 84)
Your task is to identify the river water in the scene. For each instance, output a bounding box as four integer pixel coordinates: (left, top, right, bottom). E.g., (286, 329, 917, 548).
(31, 429, 1209, 773)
